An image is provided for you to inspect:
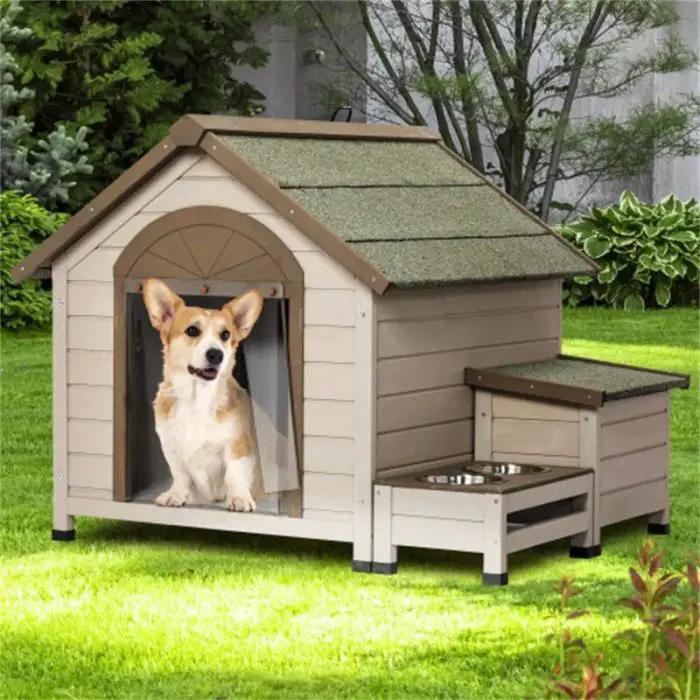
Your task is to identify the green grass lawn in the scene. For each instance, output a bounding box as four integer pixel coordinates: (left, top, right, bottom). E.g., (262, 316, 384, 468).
(1, 308, 698, 699)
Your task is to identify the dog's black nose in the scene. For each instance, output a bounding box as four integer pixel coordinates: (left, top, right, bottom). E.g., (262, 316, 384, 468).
(205, 347, 224, 366)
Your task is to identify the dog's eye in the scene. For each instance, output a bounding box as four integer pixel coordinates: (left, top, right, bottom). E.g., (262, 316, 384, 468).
(185, 326, 200, 338)
(220, 330, 231, 342)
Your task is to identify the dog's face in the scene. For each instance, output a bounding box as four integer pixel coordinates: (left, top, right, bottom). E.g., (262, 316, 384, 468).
(142, 278, 263, 382)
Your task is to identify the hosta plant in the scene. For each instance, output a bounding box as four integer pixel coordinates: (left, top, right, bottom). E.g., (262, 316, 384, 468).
(560, 192, 699, 310)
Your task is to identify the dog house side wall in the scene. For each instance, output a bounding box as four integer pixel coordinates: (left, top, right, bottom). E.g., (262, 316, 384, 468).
(374, 280, 562, 476)
(61, 152, 362, 526)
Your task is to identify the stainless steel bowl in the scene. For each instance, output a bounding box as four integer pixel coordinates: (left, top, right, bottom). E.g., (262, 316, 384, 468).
(467, 462, 550, 476)
(418, 472, 504, 486)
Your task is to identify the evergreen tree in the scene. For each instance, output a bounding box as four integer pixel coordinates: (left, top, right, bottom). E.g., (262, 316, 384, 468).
(0, 0, 92, 208)
(17, 0, 273, 210)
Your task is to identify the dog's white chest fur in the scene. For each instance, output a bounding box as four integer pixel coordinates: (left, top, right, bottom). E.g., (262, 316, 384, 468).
(157, 385, 232, 465)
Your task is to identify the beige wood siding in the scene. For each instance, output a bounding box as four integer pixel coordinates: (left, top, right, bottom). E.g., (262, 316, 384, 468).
(62, 153, 361, 502)
(375, 280, 561, 471)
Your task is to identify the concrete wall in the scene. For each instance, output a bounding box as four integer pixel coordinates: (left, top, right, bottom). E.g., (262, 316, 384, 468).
(231, 3, 367, 122)
(253, 1, 698, 211)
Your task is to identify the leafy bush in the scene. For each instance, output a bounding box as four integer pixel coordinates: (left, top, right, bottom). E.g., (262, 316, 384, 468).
(546, 539, 699, 699)
(560, 192, 699, 310)
(1, 191, 67, 329)
(16, 0, 274, 210)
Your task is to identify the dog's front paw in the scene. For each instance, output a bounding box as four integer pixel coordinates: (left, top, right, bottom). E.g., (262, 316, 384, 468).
(227, 492, 257, 513)
(155, 489, 189, 507)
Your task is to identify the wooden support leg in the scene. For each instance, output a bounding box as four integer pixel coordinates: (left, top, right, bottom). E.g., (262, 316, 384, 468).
(569, 475, 600, 558)
(649, 413, 670, 536)
(482, 496, 508, 585)
(648, 477, 670, 535)
(371, 485, 397, 574)
(572, 411, 602, 558)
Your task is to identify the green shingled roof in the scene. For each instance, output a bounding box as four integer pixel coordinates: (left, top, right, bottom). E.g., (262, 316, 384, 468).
(284, 187, 544, 242)
(222, 136, 482, 187)
(220, 134, 597, 286)
(492, 357, 690, 401)
(350, 237, 592, 287)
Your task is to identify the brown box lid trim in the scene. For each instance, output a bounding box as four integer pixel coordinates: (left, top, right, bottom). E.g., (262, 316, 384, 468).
(464, 355, 691, 408)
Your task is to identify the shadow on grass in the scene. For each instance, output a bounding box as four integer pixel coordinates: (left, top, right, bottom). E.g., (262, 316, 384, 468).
(561, 307, 699, 350)
(72, 512, 654, 589)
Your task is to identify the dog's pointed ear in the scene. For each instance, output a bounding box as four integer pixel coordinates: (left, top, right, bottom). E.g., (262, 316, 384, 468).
(223, 289, 263, 341)
(142, 278, 184, 332)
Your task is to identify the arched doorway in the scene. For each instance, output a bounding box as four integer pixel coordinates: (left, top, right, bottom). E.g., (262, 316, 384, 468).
(112, 206, 303, 516)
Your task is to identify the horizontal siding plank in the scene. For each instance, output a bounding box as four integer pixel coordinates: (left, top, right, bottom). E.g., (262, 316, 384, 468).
(181, 156, 232, 179)
(63, 154, 201, 270)
(506, 473, 592, 513)
(252, 213, 317, 253)
(304, 363, 355, 402)
(144, 177, 271, 215)
(391, 515, 484, 552)
(492, 395, 580, 423)
(377, 419, 474, 470)
(68, 386, 112, 421)
(601, 413, 667, 459)
(68, 282, 113, 317)
(492, 418, 580, 458)
(378, 307, 560, 359)
(601, 393, 669, 425)
(304, 327, 355, 364)
(295, 251, 355, 290)
(377, 385, 473, 434)
(67, 487, 112, 501)
(377, 339, 559, 396)
(68, 248, 121, 283)
(304, 400, 355, 439)
(68, 317, 113, 352)
(378, 279, 561, 321)
(599, 445, 667, 494)
(375, 452, 474, 477)
(302, 509, 353, 523)
(392, 486, 484, 521)
(303, 437, 355, 475)
(303, 473, 354, 512)
(491, 452, 580, 468)
(304, 289, 356, 327)
(68, 350, 113, 387)
(102, 212, 163, 249)
(508, 511, 590, 554)
(68, 454, 113, 490)
(599, 479, 667, 527)
(68, 419, 112, 456)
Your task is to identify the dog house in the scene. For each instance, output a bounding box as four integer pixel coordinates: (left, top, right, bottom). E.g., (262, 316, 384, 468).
(12, 115, 690, 584)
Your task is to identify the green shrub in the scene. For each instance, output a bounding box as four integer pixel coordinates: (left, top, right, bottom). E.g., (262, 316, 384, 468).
(560, 192, 699, 310)
(1, 191, 67, 330)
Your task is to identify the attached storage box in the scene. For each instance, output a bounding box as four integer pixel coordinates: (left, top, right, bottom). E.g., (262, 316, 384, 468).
(465, 354, 690, 551)
(373, 461, 595, 585)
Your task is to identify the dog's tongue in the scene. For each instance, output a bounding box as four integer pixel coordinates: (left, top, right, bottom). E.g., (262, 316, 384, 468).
(200, 368, 218, 379)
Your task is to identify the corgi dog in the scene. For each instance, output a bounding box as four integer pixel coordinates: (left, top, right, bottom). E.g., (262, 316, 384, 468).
(142, 277, 264, 512)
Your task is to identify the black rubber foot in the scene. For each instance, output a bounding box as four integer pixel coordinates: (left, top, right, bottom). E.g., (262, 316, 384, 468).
(52, 529, 75, 542)
(648, 523, 670, 535)
(569, 544, 602, 559)
(351, 560, 372, 573)
(372, 561, 398, 575)
(482, 572, 509, 586)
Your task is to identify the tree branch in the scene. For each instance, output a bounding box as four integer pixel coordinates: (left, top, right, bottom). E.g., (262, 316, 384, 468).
(308, 2, 420, 124)
(448, 0, 484, 169)
(539, 0, 612, 221)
